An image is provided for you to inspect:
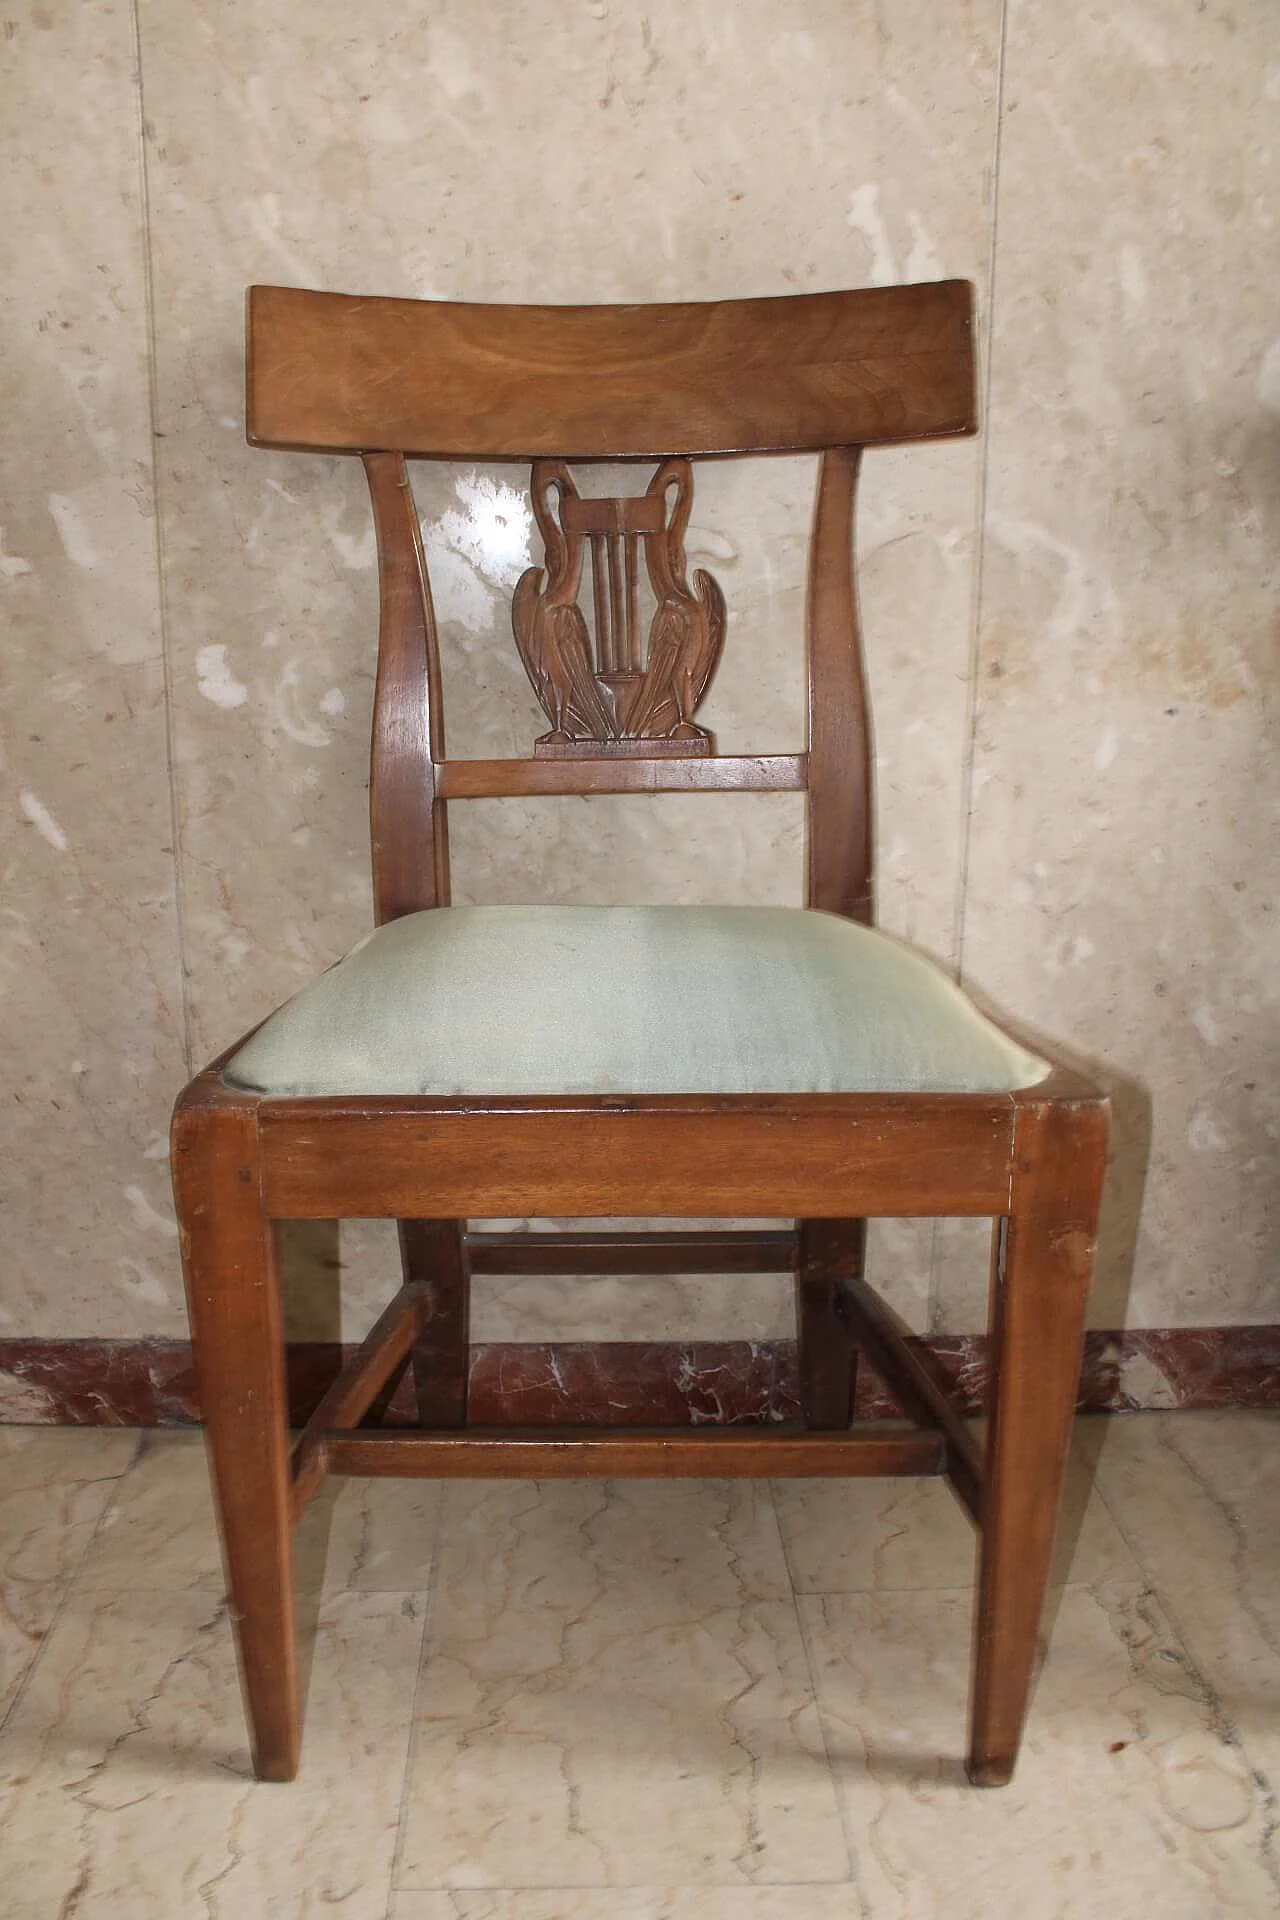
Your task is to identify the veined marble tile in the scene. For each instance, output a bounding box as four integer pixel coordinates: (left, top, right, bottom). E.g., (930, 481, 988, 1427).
(394, 1893, 860, 1919)
(803, 1580, 1279, 1918)
(78, 1431, 442, 1596)
(0, 6, 187, 1339)
(775, 1437, 1138, 1595)
(0, 1585, 424, 1919)
(1092, 1413, 1280, 1788)
(955, 0, 1280, 1331)
(0, 1429, 138, 1719)
(398, 1479, 846, 1888)
(76, 1431, 222, 1592)
(138, 0, 1000, 1342)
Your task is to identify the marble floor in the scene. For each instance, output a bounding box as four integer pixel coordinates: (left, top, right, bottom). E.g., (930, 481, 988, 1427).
(0, 1413, 1276, 1918)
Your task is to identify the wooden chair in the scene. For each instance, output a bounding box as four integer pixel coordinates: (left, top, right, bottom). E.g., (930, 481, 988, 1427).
(171, 280, 1109, 1786)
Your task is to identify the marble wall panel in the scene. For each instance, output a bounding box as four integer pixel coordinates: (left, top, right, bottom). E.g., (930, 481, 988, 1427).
(0, 4, 188, 1338)
(140, 0, 1002, 1339)
(8, 0, 1268, 1353)
(955, 0, 1280, 1330)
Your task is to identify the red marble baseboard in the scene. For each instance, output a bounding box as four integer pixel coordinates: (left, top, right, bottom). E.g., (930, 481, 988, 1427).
(0, 1327, 1277, 1427)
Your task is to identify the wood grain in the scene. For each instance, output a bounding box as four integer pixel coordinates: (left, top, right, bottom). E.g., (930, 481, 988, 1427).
(247, 281, 977, 459)
(807, 446, 872, 921)
(399, 1219, 470, 1428)
(465, 1228, 797, 1275)
(169, 277, 1112, 1789)
(512, 458, 724, 753)
(795, 1218, 862, 1429)
(967, 1093, 1110, 1785)
(321, 1425, 946, 1480)
(171, 1102, 299, 1781)
(258, 1096, 1016, 1220)
(289, 1280, 430, 1519)
(437, 753, 805, 798)
(364, 452, 449, 920)
(839, 1272, 983, 1522)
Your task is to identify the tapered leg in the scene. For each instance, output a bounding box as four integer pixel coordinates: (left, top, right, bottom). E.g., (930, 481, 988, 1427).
(967, 1099, 1108, 1786)
(398, 1219, 470, 1427)
(795, 1219, 863, 1428)
(172, 1099, 299, 1780)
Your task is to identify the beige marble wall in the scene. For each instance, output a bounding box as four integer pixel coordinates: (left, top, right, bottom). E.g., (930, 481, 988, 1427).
(959, 0, 1280, 1333)
(2, 0, 1274, 1346)
(0, 2, 187, 1341)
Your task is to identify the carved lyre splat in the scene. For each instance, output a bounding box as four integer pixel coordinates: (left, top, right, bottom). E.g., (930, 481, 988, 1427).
(511, 459, 726, 756)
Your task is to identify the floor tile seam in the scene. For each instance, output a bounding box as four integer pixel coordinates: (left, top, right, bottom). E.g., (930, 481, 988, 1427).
(767, 1481, 866, 1907)
(71, 1429, 204, 1592)
(0, 1430, 146, 1739)
(793, 1528, 1280, 1816)
(386, 1480, 448, 1914)
(72, 1576, 226, 1597)
(1091, 1470, 1280, 1875)
(786, 1571, 1138, 1599)
(1146, 1442, 1280, 1672)
(390, 1878, 869, 1895)
(70, 1576, 454, 1597)
(1152, 1420, 1272, 1589)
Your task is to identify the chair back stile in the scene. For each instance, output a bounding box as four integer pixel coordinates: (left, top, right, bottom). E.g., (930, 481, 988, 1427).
(806, 445, 871, 923)
(363, 449, 450, 923)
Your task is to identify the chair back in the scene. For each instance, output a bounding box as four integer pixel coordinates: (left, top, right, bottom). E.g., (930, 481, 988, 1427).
(246, 282, 976, 924)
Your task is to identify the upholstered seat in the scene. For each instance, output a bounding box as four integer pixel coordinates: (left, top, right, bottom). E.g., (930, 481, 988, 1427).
(226, 905, 1047, 1099)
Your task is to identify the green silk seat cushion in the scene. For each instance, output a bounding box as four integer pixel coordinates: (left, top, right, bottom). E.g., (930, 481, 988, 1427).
(224, 905, 1048, 1099)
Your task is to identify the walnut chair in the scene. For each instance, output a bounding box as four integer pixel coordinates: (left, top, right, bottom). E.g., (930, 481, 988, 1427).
(171, 280, 1109, 1787)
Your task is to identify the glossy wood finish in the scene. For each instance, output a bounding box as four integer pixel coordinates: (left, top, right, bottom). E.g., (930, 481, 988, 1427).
(247, 281, 977, 459)
(513, 458, 725, 753)
(968, 1095, 1110, 1786)
(398, 1219, 470, 1429)
(289, 1279, 430, 1520)
(437, 752, 805, 798)
(320, 1425, 947, 1480)
(173, 280, 1108, 1789)
(807, 446, 872, 923)
(465, 1228, 797, 1275)
(839, 1273, 983, 1522)
(364, 451, 449, 921)
(253, 1092, 1017, 1220)
(794, 1219, 862, 1429)
(170, 1099, 298, 1782)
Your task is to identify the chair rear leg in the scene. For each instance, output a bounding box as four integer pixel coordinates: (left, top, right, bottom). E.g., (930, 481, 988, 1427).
(398, 1219, 470, 1427)
(795, 1218, 863, 1428)
(967, 1100, 1108, 1786)
(172, 1101, 300, 1781)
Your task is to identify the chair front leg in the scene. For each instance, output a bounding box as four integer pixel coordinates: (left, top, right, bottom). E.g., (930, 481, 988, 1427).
(172, 1100, 300, 1781)
(967, 1098, 1108, 1786)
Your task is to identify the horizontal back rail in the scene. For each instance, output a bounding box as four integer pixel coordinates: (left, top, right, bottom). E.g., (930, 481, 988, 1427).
(436, 753, 806, 800)
(247, 282, 976, 458)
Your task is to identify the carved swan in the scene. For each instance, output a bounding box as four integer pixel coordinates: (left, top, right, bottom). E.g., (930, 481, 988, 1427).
(512, 463, 616, 745)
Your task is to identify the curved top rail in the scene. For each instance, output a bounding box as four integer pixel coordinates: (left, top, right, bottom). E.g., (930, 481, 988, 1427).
(246, 281, 976, 460)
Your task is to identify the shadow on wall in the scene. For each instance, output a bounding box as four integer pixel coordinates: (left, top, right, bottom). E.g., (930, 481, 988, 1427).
(962, 984, 1152, 1336)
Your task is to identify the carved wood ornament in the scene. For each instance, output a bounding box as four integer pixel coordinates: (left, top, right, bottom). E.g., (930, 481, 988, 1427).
(512, 459, 726, 756)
